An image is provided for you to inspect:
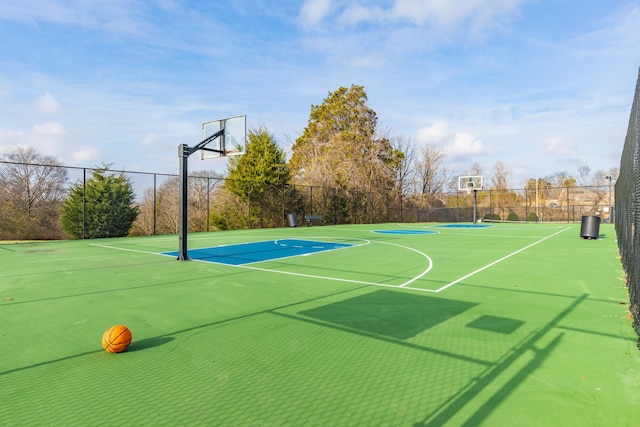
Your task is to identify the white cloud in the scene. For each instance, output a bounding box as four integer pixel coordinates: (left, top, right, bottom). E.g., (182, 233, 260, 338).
(338, 4, 383, 26)
(139, 132, 160, 146)
(300, 0, 333, 27)
(34, 92, 61, 115)
(26, 122, 69, 157)
(417, 121, 490, 159)
(0, 0, 148, 36)
(393, 0, 529, 29)
(31, 121, 65, 137)
(72, 146, 102, 164)
(0, 122, 72, 159)
(417, 121, 448, 142)
(0, 129, 26, 150)
(392, 0, 473, 26)
(543, 138, 575, 156)
(304, 0, 530, 31)
(296, 0, 531, 69)
(349, 55, 385, 68)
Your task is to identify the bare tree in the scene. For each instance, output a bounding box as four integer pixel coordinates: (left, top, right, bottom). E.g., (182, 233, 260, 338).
(490, 161, 516, 218)
(131, 187, 156, 236)
(0, 147, 68, 239)
(131, 170, 222, 235)
(389, 134, 417, 195)
(491, 161, 510, 190)
(545, 171, 572, 187)
(405, 142, 453, 213)
(578, 165, 591, 186)
(467, 163, 484, 177)
(415, 143, 450, 195)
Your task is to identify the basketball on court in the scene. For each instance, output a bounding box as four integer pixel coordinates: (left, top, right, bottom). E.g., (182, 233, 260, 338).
(101, 325, 132, 353)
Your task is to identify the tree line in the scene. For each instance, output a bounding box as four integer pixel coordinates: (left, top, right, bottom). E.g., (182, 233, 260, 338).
(0, 84, 619, 240)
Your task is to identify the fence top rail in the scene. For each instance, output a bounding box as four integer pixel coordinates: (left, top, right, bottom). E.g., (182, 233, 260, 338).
(1, 161, 617, 194)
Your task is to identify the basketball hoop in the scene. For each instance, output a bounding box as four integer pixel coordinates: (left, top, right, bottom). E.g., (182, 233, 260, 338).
(458, 175, 483, 192)
(458, 175, 483, 225)
(177, 114, 246, 262)
(466, 182, 474, 195)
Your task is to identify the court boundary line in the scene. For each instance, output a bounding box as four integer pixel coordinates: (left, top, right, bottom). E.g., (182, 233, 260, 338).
(91, 228, 567, 294)
(171, 238, 433, 289)
(90, 238, 437, 292)
(433, 226, 571, 293)
(90, 243, 160, 255)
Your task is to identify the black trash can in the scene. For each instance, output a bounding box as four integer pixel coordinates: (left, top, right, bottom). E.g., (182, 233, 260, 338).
(287, 213, 298, 227)
(580, 215, 600, 239)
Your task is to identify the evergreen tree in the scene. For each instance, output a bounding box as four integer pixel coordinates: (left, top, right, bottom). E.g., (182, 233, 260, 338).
(60, 166, 138, 238)
(225, 128, 291, 197)
(221, 128, 300, 228)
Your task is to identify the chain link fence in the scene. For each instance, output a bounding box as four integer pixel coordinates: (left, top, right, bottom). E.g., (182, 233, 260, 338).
(615, 68, 640, 348)
(0, 159, 616, 241)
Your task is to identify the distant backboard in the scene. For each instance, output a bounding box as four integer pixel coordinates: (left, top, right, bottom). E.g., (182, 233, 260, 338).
(201, 115, 246, 159)
(458, 175, 483, 191)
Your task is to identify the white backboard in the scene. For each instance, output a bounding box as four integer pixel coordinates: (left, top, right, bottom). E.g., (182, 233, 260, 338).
(201, 115, 246, 159)
(458, 175, 483, 191)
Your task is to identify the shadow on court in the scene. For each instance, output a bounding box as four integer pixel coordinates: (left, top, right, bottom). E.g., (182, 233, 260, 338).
(282, 288, 588, 426)
(299, 289, 478, 339)
(128, 336, 175, 351)
(414, 294, 588, 426)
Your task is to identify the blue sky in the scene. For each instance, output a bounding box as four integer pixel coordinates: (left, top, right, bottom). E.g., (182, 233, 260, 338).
(1, 0, 639, 186)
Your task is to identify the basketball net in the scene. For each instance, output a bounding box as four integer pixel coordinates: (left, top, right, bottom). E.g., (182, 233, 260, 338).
(466, 183, 474, 195)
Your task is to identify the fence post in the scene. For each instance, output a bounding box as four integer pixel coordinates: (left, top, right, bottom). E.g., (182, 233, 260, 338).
(281, 183, 285, 228)
(153, 173, 157, 235)
(489, 189, 493, 219)
(247, 181, 251, 229)
(206, 177, 211, 232)
(82, 168, 87, 240)
(566, 186, 570, 222)
(333, 187, 337, 225)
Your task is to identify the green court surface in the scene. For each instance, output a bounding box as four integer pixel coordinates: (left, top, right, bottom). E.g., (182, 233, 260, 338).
(1, 223, 638, 426)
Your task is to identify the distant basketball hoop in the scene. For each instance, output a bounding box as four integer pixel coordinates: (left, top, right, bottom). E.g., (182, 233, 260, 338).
(466, 182, 474, 195)
(458, 175, 483, 192)
(458, 175, 483, 224)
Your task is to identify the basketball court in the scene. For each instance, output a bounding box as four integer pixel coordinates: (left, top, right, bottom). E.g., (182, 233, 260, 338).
(1, 222, 637, 425)
(1, 118, 637, 425)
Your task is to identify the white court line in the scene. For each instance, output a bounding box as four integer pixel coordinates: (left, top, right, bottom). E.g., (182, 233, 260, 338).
(235, 263, 395, 287)
(90, 243, 162, 256)
(433, 226, 571, 293)
(372, 241, 433, 288)
(93, 229, 567, 294)
(233, 239, 434, 290)
(237, 264, 441, 292)
(90, 238, 437, 292)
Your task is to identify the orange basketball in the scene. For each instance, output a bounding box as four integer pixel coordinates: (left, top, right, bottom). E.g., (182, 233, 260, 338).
(101, 325, 132, 353)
